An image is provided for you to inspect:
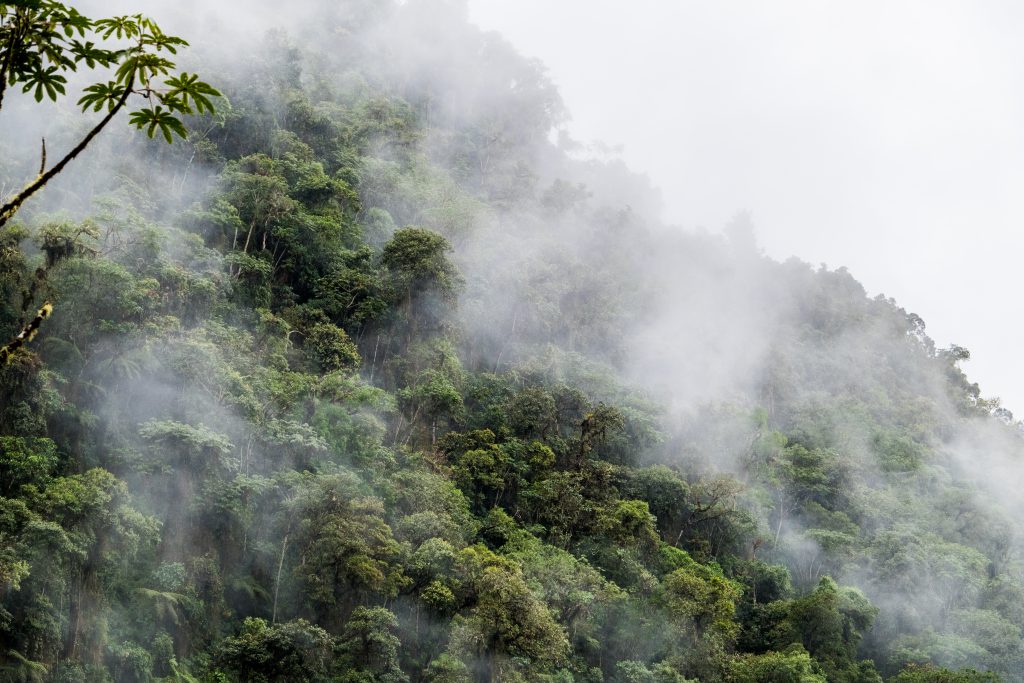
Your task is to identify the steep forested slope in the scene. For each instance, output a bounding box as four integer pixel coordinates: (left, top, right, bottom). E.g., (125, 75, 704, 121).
(1, 2, 1022, 682)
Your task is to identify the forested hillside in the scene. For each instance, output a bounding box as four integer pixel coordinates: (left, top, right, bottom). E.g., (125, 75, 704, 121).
(2, 1, 1023, 681)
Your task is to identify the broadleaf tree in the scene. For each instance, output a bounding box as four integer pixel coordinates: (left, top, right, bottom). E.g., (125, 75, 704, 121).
(0, 1, 221, 227)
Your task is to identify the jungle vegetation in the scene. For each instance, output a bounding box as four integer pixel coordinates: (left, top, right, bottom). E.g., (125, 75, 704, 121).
(0, 2, 1022, 682)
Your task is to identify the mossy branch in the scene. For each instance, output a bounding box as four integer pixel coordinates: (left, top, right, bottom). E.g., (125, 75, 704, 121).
(0, 302, 53, 365)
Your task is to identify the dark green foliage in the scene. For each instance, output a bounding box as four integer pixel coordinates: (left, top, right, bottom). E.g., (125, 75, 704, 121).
(382, 228, 461, 303)
(0, 436, 57, 496)
(215, 617, 333, 682)
(305, 322, 361, 372)
(335, 607, 408, 683)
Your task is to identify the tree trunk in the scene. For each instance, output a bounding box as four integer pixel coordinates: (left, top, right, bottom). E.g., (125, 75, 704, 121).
(272, 530, 290, 624)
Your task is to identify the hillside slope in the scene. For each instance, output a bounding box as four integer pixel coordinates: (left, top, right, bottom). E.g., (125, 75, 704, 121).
(1, 2, 1022, 681)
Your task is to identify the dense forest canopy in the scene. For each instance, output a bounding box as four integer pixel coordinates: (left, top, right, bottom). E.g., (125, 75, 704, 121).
(1, 1, 1023, 682)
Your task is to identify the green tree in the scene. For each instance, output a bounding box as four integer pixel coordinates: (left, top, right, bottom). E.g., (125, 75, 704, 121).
(0, 435, 56, 495)
(27, 468, 159, 667)
(293, 474, 405, 626)
(335, 607, 408, 683)
(729, 646, 827, 683)
(381, 227, 462, 344)
(450, 545, 569, 682)
(214, 617, 333, 683)
(781, 577, 881, 683)
(138, 419, 234, 558)
(661, 556, 742, 645)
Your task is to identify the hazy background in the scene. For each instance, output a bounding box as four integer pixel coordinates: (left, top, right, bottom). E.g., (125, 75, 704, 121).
(467, 0, 1024, 414)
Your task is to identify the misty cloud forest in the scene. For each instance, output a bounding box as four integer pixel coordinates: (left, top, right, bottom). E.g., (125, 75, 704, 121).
(2, 1, 1023, 681)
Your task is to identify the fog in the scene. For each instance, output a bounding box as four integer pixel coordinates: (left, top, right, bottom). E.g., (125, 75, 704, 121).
(468, 0, 1024, 414)
(5, 0, 1024, 678)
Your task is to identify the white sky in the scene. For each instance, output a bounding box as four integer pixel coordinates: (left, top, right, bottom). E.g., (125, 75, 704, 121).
(467, 0, 1024, 414)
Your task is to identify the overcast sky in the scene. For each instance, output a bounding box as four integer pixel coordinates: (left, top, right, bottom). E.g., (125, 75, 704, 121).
(467, 0, 1024, 414)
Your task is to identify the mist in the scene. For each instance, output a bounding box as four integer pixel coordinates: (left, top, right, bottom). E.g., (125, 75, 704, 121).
(468, 0, 1024, 418)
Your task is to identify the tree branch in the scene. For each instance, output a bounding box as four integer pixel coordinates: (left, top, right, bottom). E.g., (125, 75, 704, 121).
(0, 76, 134, 229)
(0, 301, 53, 365)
